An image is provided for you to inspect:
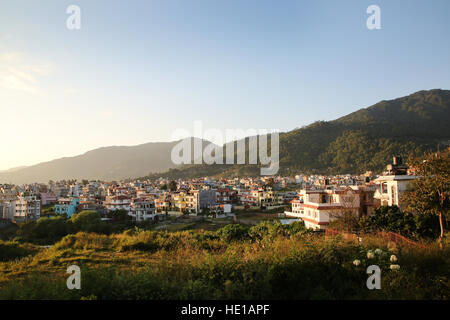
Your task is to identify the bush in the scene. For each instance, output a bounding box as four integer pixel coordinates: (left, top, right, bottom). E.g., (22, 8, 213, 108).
(70, 210, 102, 232)
(216, 224, 250, 242)
(0, 240, 38, 261)
(359, 206, 440, 240)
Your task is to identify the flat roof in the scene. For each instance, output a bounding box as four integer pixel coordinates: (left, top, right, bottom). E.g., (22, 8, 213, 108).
(373, 175, 418, 182)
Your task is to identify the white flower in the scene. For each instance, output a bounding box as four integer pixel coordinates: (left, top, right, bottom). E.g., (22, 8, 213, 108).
(390, 264, 400, 271)
(367, 251, 375, 259)
(390, 255, 398, 263)
(375, 249, 383, 255)
(353, 259, 361, 266)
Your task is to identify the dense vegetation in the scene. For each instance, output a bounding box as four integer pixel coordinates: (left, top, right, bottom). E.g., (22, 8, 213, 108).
(0, 220, 448, 300)
(0, 210, 138, 245)
(358, 206, 442, 240)
(402, 148, 450, 245)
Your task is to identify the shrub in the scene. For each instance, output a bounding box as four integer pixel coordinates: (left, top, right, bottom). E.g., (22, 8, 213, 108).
(70, 211, 102, 232)
(0, 240, 38, 261)
(216, 224, 249, 242)
(359, 206, 440, 240)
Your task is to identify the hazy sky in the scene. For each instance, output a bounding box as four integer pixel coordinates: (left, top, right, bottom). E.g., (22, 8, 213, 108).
(1, 0, 449, 170)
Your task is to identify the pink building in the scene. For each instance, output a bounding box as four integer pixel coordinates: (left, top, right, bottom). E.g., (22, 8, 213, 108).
(40, 193, 57, 206)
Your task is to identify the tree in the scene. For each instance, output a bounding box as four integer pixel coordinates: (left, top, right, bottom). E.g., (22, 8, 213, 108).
(357, 205, 439, 240)
(216, 224, 249, 242)
(107, 209, 130, 222)
(328, 189, 360, 232)
(402, 148, 450, 247)
(168, 181, 177, 192)
(199, 207, 210, 216)
(70, 210, 102, 232)
(264, 178, 275, 189)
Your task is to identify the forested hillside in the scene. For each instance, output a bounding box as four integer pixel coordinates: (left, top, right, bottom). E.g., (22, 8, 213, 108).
(149, 89, 450, 179)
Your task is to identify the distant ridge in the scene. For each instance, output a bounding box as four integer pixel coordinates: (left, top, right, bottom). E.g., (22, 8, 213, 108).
(0, 166, 28, 173)
(0, 138, 213, 184)
(1, 89, 449, 183)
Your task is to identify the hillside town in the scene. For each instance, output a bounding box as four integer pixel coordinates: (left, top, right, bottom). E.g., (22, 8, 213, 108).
(0, 156, 418, 231)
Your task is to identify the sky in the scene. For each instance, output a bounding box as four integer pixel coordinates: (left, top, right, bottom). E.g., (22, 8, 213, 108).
(0, 0, 449, 171)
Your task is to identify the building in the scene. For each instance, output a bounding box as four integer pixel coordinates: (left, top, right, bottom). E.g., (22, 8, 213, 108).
(216, 188, 236, 204)
(237, 190, 258, 207)
(40, 193, 57, 206)
(172, 191, 188, 212)
(285, 187, 361, 230)
(373, 156, 417, 209)
(197, 189, 217, 213)
(130, 198, 157, 222)
(14, 195, 41, 222)
(54, 198, 80, 217)
(0, 201, 15, 221)
(77, 199, 105, 215)
(103, 195, 131, 212)
(155, 193, 172, 213)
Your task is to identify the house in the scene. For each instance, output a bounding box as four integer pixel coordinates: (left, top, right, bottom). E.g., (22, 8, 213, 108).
(130, 198, 157, 222)
(194, 189, 217, 213)
(14, 195, 41, 222)
(216, 188, 236, 204)
(40, 193, 57, 206)
(285, 187, 361, 230)
(237, 190, 258, 207)
(77, 200, 105, 215)
(103, 195, 131, 212)
(0, 201, 15, 221)
(155, 193, 172, 213)
(373, 156, 417, 209)
(54, 198, 80, 217)
(172, 191, 188, 212)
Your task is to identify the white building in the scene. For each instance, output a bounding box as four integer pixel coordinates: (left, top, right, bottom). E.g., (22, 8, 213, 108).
(285, 187, 361, 230)
(0, 201, 16, 220)
(13, 195, 41, 222)
(130, 198, 156, 222)
(103, 195, 131, 212)
(373, 156, 417, 209)
(373, 175, 417, 208)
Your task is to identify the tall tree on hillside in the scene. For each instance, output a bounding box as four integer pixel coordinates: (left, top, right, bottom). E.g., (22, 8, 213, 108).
(168, 180, 177, 192)
(264, 178, 275, 190)
(402, 147, 450, 247)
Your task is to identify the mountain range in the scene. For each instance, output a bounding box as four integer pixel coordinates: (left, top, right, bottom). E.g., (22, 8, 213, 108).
(1, 89, 449, 184)
(0, 139, 212, 184)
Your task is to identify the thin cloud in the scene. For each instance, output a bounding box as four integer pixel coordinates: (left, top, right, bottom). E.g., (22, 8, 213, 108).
(0, 51, 54, 95)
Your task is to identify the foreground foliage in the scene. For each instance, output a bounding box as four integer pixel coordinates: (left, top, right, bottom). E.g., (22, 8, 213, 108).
(358, 206, 441, 240)
(0, 221, 448, 300)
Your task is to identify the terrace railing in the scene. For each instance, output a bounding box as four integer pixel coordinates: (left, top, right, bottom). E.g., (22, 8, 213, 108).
(377, 231, 429, 249)
(325, 228, 429, 249)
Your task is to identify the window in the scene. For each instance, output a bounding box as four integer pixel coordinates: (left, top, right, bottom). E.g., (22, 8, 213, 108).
(391, 186, 397, 205)
(382, 183, 388, 194)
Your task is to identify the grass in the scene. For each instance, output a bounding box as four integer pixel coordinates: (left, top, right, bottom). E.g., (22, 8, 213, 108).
(0, 226, 449, 300)
(236, 213, 279, 226)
